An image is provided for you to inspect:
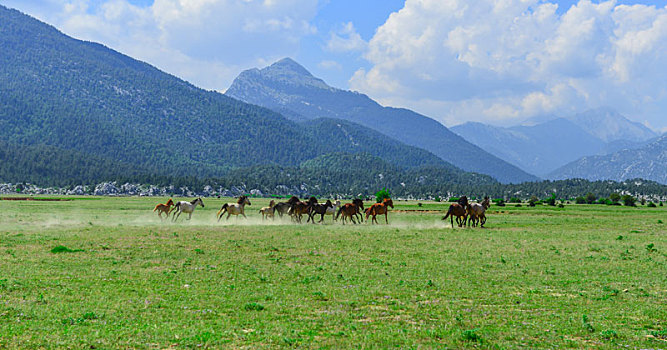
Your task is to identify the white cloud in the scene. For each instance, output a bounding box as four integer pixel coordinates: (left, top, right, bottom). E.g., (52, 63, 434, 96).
(5, 0, 320, 91)
(318, 60, 342, 70)
(325, 22, 366, 53)
(350, 0, 667, 129)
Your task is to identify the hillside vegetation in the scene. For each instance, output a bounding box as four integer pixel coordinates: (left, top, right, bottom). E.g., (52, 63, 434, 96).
(0, 5, 471, 186)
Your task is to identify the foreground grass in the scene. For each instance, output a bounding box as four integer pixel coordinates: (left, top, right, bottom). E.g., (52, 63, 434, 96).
(0, 197, 665, 348)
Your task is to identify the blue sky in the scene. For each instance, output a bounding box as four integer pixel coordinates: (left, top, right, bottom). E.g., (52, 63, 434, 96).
(2, 0, 667, 131)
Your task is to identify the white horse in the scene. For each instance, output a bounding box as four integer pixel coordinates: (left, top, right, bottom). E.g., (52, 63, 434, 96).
(259, 200, 275, 220)
(172, 197, 204, 222)
(324, 200, 341, 222)
(468, 197, 490, 227)
(217, 195, 251, 221)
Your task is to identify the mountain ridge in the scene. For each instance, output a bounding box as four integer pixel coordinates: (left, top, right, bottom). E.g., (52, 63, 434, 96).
(226, 57, 539, 184)
(548, 133, 667, 184)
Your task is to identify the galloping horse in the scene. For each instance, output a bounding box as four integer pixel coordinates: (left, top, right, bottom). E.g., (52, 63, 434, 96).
(259, 200, 276, 220)
(442, 196, 469, 228)
(289, 196, 317, 223)
(217, 195, 251, 221)
(335, 198, 364, 225)
(468, 197, 491, 227)
(324, 200, 341, 222)
(307, 200, 333, 223)
(273, 201, 292, 219)
(365, 198, 394, 224)
(172, 198, 204, 222)
(153, 198, 174, 220)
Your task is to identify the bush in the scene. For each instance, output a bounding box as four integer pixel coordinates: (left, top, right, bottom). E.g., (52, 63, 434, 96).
(647, 202, 657, 208)
(449, 197, 460, 203)
(609, 192, 621, 204)
(585, 192, 597, 204)
(597, 198, 611, 205)
(545, 195, 556, 206)
(509, 197, 521, 203)
(494, 198, 506, 207)
(575, 196, 586, 204)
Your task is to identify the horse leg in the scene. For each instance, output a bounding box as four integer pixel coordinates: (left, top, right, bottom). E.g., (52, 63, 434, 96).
(187, 212, 192, 220)
(385, 212, 388, 224)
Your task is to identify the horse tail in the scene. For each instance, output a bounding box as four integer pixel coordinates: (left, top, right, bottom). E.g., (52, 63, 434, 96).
(442, 206, 452, 220)
(153, 204, 159, 212)
(335, 206, 343, 220)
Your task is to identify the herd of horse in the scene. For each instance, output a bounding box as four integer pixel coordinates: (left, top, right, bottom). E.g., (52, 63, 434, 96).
(153, 195, 490, 227)
(442, 196, 491, 228)
(153, 195, 395, 224)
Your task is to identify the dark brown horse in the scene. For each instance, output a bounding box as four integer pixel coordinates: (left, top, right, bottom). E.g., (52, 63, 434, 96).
(365, 198, 394, 224)
(442, 203, 467, 227)
(273, 201, 292, 218)
(307, 200, 333, 223)
(335, 198, 364, 224)
(153, 198, 174, 220)
(289, 196, 317, 223)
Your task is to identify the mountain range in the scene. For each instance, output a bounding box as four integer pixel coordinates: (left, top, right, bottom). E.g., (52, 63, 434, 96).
(548, 134, 667, 184)
(452, 108, 659, 179)
(226, 58, 538, 184)
(0, 5, 496, 189)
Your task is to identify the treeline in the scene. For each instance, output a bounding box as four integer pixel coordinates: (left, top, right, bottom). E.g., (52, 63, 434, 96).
(4, 149, 667, 200)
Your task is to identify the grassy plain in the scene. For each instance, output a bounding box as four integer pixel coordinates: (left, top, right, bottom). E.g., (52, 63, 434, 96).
(0, 196, 665, 349)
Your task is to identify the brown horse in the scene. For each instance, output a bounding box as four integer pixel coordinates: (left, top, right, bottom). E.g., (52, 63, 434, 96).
(153, 198, 174, 220)
(217, 195, 251, 221)
(365, 198, 394, 224)
(288, 196, 317, 223)
(259, 200, 276, 220)
(335, 199, 364, 224)
(442, 203, 467, 228)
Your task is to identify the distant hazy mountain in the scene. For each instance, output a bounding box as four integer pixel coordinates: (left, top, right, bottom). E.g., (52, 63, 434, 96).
(226, 58, 538, 184)
(564, 108, 657, 143)
(548, 134, 667, 184)
(0, 5, 489, 187)
(451, 118, 605, 176)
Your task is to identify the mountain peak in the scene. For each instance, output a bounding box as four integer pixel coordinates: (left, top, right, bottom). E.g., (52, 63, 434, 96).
(567, 108, 657, 142)
(268, 57, 313, 77)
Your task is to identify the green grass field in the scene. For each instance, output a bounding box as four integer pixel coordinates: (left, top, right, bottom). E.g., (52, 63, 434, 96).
(0, 196, 665, 349)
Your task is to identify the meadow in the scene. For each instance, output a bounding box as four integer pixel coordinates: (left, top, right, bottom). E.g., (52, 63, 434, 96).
(0, 196, 665, 349)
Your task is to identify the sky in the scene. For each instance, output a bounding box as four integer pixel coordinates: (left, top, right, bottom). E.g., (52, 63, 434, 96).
(2, 0, 667, 132)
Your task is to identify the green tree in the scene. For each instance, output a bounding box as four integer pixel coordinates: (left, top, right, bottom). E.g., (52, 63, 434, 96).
(375, 187, 391, 203)
(609, 192, 621, 204)
(622, 195, 636, 207)
(585, 192, 597, 204)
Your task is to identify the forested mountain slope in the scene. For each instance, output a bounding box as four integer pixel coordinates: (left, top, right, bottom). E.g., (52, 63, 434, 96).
(0, 5, 483, 186)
